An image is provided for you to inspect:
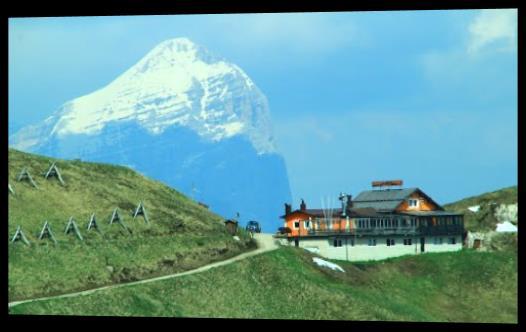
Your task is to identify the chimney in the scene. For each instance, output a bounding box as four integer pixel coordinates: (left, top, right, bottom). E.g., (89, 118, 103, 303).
(284, 203, 291, 215)
(300, 199, 306, 211)
(339, 192, 347, 217)
(346, 194, 353, 208)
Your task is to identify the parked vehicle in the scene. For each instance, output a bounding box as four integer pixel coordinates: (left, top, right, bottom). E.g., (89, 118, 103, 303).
(246, 221, 261, 233)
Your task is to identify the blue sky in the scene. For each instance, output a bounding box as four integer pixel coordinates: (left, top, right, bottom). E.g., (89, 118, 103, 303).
(8, 10, 518, 206)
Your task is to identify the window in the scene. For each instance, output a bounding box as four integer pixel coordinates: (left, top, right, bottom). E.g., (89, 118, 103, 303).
(403, 238, 412, 245)
(333, 239, 343, 247)
(448, 237, 456, 245)
(434, 237, 443, 245)
(370, 219, 376, 228)
(350, 238, 355, 246)
(408, 199, 419, 207)
(368, 238, 377, 246)
(304, 221, 310, 228)
(386, 238, 395, 246)
(294, 221, 300, 229)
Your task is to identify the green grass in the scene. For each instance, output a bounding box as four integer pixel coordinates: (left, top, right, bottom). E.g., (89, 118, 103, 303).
(11, 247, 517, 323)
(8, 148, 255, 301)
(443, 186, 517, 232)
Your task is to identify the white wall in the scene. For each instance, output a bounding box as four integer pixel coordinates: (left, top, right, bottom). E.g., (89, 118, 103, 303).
(279, 235, 462, 262)
(424, 235, 463, 253)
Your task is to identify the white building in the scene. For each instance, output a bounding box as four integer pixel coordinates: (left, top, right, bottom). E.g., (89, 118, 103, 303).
(276, 181, 465, 262)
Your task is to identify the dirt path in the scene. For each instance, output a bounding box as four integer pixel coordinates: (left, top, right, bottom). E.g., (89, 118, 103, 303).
(8, 233, 279, 309)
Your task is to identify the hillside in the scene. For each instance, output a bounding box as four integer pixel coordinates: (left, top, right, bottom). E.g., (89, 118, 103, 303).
(443, 186, 518, 232)
(8, 148, 255, 301)
(10, 247, 517, 323)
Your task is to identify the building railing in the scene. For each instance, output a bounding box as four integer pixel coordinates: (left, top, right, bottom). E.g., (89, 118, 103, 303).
(307, 226, 418, 236)
(304, 224, 464, 237)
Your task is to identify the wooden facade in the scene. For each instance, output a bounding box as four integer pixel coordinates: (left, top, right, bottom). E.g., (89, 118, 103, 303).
(280, 186, 464, 239)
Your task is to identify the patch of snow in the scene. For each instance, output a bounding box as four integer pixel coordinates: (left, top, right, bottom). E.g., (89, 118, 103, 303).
(495, 203, 518, 224)
(233, 236, 240, 241)
(220, 121, 245, 137)
(10, 37, 277, 155)
(468, 205, 480, 213)
(303, 247, 320, 254)
(496, 221, 517, 233)
(312, 257, 345, 272)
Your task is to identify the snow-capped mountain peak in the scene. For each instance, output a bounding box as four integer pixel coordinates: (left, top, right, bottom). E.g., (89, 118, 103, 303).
(11, 38, 275, 154)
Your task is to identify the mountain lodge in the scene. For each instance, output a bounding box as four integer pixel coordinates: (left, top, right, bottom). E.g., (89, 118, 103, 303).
(276, 180, 465, 261)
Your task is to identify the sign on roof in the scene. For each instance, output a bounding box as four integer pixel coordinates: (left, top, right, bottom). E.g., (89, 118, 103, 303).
(372, 180, 403, 187)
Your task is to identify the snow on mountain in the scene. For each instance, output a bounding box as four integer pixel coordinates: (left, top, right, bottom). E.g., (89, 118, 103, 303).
(9, 38, 292, 231)
(11, 37, 276, 155)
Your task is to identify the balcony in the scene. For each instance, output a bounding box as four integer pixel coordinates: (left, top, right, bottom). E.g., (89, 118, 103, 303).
(304, 224, 464, 237)
(307, 226, 418, 236)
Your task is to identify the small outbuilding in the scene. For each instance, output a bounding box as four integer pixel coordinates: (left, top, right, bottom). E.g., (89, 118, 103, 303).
(224, 219, 238, 235)
(465, 231, 485, 250)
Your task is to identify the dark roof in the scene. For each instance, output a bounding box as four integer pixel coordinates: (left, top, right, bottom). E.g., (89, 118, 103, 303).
(224, 219, 238, 224)
(352, 187, 444, 212)
(354, 187, 418, 202)
(279, 209, 339, 218)
(399, 211, 463, 217)
(281, 207, 380, 219)
(350, 207, 382, 217)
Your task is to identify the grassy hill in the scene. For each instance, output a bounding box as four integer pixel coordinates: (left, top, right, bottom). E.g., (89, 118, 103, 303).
(8, 149, 255, 301)
(10, 247, 517, 323)
(443, 186, 517, 232)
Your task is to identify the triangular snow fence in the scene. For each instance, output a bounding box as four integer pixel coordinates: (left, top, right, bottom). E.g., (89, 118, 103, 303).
(109, 208, 129, 231)
(87, 213, 100, 232)
(38, 221, 57, 243)
(133, 201, 149, 224)
(11, 226, 30, 245)
(9, 183, 15, 195)
(64, 216, 83, 241)
(17, 168, 38, 188)
(44, 162, 65, 186)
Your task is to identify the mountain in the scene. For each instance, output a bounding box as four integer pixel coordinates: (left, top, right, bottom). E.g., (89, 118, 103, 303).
(9, 38, 292, 231)
(8, 148, 254, 301)
(443, 186, 518, 232)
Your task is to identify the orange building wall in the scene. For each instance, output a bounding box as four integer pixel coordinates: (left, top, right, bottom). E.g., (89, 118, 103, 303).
(283, 212, 311, 237)
(284, 213, 354, 237)
(396, 191, 439, 212)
